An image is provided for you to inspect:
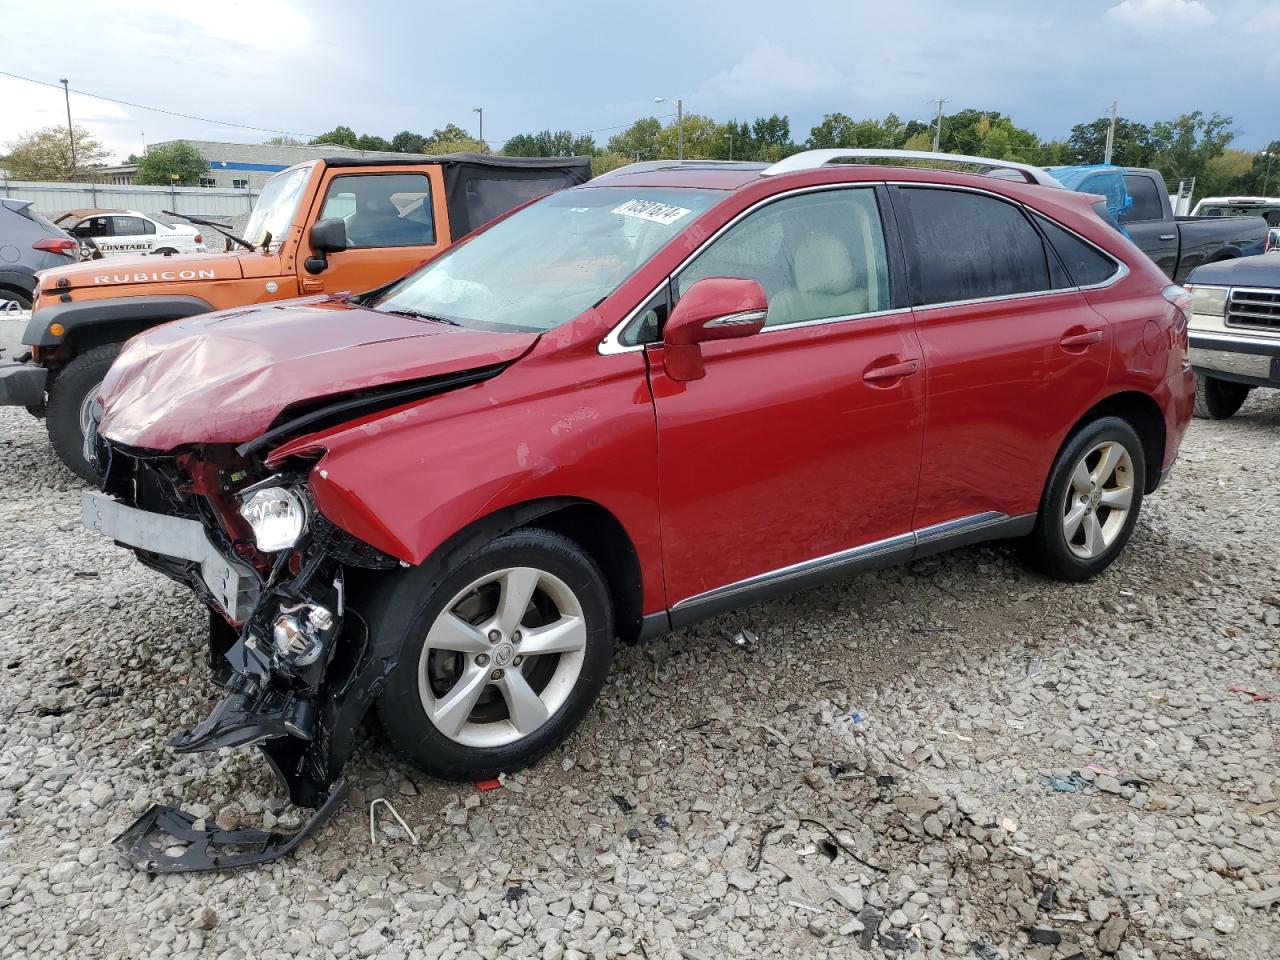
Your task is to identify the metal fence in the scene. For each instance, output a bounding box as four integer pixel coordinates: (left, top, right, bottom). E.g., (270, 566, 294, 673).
(0, 179, 259, 220)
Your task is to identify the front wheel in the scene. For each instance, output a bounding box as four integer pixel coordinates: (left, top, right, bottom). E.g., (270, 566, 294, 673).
(46, 342, 121, 483)
(1193, 374, 1250, 420)
(1019, 416, 1146, 582)
(375, 528, 614, 781)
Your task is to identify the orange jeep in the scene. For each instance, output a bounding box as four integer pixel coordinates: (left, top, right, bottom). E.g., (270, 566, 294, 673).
(0, 153, 589, 479)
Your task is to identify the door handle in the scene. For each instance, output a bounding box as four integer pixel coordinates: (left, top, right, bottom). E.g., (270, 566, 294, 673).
(1159, 234, 1176, 241)
(1060, 330, 1104, 350)
(862, 358, 920, 384)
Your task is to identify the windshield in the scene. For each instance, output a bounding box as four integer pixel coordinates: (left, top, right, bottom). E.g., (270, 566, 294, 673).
(372, 186, 722, 332)
(243, 166, 311, 248)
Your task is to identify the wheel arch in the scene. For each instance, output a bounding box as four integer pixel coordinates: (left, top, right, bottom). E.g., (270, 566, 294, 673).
(1070, 390, 1166, 494)
(383, 496, 649, 646)
(22, 294, 214, 357)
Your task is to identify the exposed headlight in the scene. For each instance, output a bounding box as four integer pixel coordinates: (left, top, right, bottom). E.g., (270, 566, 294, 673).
(239, 486, 306, 552)
(1188, 285, 1227, 317)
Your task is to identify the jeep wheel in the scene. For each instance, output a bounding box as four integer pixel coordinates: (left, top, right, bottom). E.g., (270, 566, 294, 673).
(46, 342, 121, 483)
(1193, 374, 1250, 420)
(1019, 416, 1146, 582)
(375, 528, 613, 781)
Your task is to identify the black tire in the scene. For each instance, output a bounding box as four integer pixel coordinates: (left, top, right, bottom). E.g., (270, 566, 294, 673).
(153, 248, 178, 257)
(46, 342, 121, 483)
(1193, 374, 1249, 420)
(1018, 416, 1146, 582)
(0, 288, 32, 310)
(374, 528, 614, 781)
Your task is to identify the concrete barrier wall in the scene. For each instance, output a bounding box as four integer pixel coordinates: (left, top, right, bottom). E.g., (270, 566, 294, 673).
(0, 179, 260, 220)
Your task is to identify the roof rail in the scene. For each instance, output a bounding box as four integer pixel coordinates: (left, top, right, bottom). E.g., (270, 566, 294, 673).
(761, 149, 1064, 188)
(594, 159, 763, 181)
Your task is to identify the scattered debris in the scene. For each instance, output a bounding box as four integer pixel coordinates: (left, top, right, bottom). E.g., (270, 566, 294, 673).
(626, 827, 641, 840)
(612, 795, 636, 813)
(654, 814, 672, 830)
(474, 777, 502, 791)
(368, 798, 418, 846)
(971, 941, 1002, 960)
(1038, 883, 1056, 912)
(1048, 772, 1090, 793)
(503, 885, 526, 903)
(786, 898, 823, 914)
(721, 628, 758, 649)
(1027, 927, 1061, 945)
(1227, 686, 1274, 702)
(934, 726, 973, 742)
(849, 712, 868, 724)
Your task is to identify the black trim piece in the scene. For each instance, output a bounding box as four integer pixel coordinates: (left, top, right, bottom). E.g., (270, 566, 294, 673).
(238, 363, 509, 458)
(23, 295, 214, 347)
(911, 513, 1035, 560)
(1191, 367, 1279, 388)
(635, 610, 672, 643)
(0, 360, 48, 406)
(320, 153, 592, 171)
(874, 183, 912, 312)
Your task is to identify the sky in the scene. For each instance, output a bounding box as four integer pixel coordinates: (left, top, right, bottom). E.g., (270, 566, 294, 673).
(2, 0, 1278, 164)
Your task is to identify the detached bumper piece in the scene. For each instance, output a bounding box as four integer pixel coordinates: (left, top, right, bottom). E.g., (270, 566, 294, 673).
(0, 359, 47, 407)
(116, 778, 349, 873)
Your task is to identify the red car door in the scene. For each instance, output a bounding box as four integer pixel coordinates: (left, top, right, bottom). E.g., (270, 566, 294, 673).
(645, 187, 925, 618)
(889, 186, 1112, 532)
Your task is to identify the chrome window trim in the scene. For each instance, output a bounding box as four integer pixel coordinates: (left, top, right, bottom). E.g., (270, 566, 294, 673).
(598, 183, 890, 355)
(597, 180, 1130, 356)
(671, 510, 1031, 612)
(705, 308, 768, 328)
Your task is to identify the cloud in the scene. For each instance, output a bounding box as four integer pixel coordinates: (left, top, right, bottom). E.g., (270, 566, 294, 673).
(1104, 0, 1217, 29)
(698, 40, 843, 106)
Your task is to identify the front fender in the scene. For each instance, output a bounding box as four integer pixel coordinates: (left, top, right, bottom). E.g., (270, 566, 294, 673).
(269, 346, 667, 614)
(23, 294, 214, 348)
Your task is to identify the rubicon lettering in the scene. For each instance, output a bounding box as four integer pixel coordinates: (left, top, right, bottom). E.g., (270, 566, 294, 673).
(94, 270, 217, 284)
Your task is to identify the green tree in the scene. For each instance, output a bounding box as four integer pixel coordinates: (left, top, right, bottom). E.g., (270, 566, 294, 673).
(264, 135, 304, 146)
(1067, 116, 1154, 167)
(501, 130, 596, 157)
(390, 130, 427, 153)
(590, 153, 632, 177)
(806, 112, 908, 150)
(135, 140, 208, 185)
(4, 125, 108, 180)
(1149, 111, 1235, 183)
(312, 125, 360, 148)
(1237, 140, 1280, 195)
(607, 117, 663, 161)
(356, 134, 392, 152)
(655, 113, 722, 159)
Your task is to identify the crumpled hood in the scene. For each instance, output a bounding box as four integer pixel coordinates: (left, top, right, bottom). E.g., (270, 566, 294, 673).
(39, 251, 245, 292)
(97, 298, 539, 450)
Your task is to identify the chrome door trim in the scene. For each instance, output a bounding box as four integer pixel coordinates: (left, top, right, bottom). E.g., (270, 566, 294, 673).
(670, 510, 1036, 615)
(705, 308, 768, 328)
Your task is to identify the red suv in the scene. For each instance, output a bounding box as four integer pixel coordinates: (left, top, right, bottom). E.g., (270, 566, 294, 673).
(85, 150, 1193, 869)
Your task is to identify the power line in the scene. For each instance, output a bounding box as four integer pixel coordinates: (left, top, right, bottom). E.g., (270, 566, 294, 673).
(0, 69, 322, 139)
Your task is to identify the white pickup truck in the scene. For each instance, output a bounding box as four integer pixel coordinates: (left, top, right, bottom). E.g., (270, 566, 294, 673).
(53, 209, 207, 258)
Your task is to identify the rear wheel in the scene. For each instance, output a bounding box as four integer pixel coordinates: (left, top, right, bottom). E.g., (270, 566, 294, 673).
(375, 528, 614, 780)
(1019, 416, 1146, 582)
(46, 342, 121, 482)
(0, 288, 32, 311)
(1193, 374, 1250, 420)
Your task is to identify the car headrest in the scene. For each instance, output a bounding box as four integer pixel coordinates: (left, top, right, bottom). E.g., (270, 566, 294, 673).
(793, 232, 856, 295)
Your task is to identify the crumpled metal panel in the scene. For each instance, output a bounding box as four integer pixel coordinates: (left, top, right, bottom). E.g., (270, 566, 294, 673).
(96, 298, 539, 450)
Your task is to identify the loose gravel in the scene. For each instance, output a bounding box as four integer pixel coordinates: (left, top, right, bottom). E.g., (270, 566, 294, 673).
(1, 394, 1278, 960)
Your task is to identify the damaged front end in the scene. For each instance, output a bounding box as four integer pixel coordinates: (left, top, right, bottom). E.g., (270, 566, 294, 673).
(84, 424, 402, 872)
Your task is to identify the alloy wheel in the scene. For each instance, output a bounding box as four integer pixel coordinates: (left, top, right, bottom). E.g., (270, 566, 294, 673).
(1062, 440, 1134, 559)
(417, 566, 588, 748)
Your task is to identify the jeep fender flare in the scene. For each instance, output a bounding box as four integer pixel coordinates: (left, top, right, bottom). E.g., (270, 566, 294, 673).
(23, 295, 215, 349)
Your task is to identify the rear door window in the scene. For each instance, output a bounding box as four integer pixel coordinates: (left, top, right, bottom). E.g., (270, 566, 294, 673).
(1032, 214, 1119, 288)
(111, 216, 153, 236)
(1119, 175, 1165, 223)
(894, 188, 1052, 306)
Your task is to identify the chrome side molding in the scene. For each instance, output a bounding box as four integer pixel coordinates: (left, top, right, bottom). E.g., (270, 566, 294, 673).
(669, 511, 1034, 626)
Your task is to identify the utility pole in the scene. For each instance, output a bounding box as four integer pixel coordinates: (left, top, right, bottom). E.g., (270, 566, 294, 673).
(60, 78, 76, 176)
(1264, 145, 1275, 196)
(1103, 100, 1118, 165)
(473, 107, 483, 151)
(931, 98, 949, 152)
(654, 97, 684, 160)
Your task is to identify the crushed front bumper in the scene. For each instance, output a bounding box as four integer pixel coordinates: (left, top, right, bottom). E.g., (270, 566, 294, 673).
(0, 359, 46, 407)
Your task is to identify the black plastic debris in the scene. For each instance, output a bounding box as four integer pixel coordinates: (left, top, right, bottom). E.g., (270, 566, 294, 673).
(858, 908, 880, 950)
(876, 774, 896, 787)
(504, 885, 527, 903)
(879, 930, 918, 952)
(971, 941, 1001, 960)
(116, 778, 348, 873)
(828, 762, 848, 778)
(1038, 883, 1056, 912)
(626, 827, 641, 841)
(721, 628, 758, 649)
(1027, 927, 1061, 945)
(612, 795, 635, 813)
(654, 814, 671, 830)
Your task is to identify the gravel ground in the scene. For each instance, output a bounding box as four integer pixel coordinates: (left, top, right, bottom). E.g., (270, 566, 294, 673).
(1, 395, 1278, 960)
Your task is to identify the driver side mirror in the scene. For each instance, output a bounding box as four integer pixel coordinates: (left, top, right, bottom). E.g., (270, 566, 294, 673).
(304, 218, 348, 275)
(662, 277, 768, 381)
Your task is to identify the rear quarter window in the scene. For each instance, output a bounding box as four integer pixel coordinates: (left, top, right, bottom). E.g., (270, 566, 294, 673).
(1032, 213, 1119, 287)
(895, 187, 1052, 306)
(1120, 175, 1165, 223)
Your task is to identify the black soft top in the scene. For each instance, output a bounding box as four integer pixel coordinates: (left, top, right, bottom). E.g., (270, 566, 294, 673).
(321, 153, 592, 236)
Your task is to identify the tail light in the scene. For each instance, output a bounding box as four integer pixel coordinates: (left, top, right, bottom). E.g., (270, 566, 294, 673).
(1162, 284, 1191, 325)
(33, 237, 78, 257)
(194, 233, 203, 245)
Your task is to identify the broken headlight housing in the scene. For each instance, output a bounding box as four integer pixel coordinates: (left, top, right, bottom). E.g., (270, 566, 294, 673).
(239, 485, 307, 552)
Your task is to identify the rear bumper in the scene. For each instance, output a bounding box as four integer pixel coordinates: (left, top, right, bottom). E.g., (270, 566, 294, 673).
(1189, 332, 1280, 388)
(0, 360, 47, 407)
